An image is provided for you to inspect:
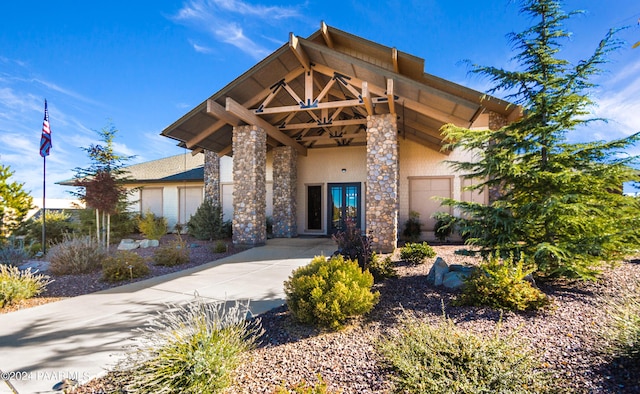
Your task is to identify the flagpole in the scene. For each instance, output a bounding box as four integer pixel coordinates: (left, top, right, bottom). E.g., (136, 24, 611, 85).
(42, 155, 46, 255)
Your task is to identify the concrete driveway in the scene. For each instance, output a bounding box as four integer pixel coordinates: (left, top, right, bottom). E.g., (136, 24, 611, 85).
(0, 237, 335, 394)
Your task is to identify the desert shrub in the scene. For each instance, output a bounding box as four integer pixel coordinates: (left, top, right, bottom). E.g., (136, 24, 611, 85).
(274, 374, 338, 394)
(0, 265, 51, 307)
(187, 200, 224, 241)
(0, 246, 29, 266)
(332, 218, 371, 270)
(212, 240, 228, 254)
(455, 252, 548, 312)
(47, 235, 107, 275)
(402, 210, 422, 241)
(284, 254, 379, 330)
(368, 252, 397, 282)
(137, 211, 167, 240)
(378, 311, 553, 393)
(118, 298, 262, 393)
(152, 239, 190, 266)
(602, 282, 640, 361)
(102, 251, 150, 282)
(400, 242, 436, 264)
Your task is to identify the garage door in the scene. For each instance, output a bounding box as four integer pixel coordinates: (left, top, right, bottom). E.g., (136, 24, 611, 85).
(409, 177, 452, 231)
(141, 187, 163, 217)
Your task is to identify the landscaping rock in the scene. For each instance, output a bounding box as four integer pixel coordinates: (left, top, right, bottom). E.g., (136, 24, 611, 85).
(442, 271, 468, 289)
(426, 257, 449, 286)
(117, 239, 140, 251)
(139, 239, 159, 248)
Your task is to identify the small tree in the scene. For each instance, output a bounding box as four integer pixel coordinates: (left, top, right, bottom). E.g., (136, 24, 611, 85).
(441, 0, 640, 280)
(0, 164, 33, 242)
(72, 123, 133, 248)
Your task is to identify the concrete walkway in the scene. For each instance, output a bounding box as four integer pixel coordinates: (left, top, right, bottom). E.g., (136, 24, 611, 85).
(0, 237, 335, 394)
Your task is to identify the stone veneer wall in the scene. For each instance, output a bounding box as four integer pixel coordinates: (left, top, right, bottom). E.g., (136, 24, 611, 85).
(232, 125, 266, 245)
(366, 113, 399, 253)
(272, 146, 297, 238)
(487, 111, 508, 203)
(203, 150, 220, 206)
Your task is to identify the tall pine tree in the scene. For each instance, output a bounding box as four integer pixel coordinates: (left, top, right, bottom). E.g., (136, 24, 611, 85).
(72, 123, 134, 248)
(442, 0, 640, 280)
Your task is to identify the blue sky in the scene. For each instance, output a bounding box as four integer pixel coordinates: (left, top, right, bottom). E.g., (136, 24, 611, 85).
(1, 0, 639, 200)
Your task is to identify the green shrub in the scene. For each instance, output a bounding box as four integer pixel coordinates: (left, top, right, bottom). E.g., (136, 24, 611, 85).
(368, 252, 397, 282)
(332, 218, 371, 270)
(603, 282, 640, 361)
(455, 252, 548, 312)
(212, 240, 228, 254)
(0, 246, 29, 266)
(17, 210, 76, 247)
(137, 211, 167, 240)
(47, 235, 107, 275)
(153, 239, 190, 266)
(0, 265, 51, 307)
(274, 374, 338, 394)
(402, 210, 422, 241)
(187, 200, 224, 241)
(284, 255, 379, 330)
(76, 208, 137, 241)
(118, 298, 263, 393)
(433, 211, 455, 242)
(400, 242, 436, 264)
(378, 312, 553, 393)
(102, 251, 150, 282)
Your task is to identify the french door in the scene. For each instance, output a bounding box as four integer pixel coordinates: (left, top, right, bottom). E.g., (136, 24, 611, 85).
(328, 183, 361, 234)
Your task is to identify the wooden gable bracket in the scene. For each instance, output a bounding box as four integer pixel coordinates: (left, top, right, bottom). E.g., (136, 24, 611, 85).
(321, 21, 334, 48)
(226, 97, 307, 156)
(186, 67, 305, 149)
(289, 33, 311, 72)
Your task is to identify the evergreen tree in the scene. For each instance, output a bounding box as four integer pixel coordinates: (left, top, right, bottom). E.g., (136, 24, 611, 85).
(72, 123, 134, 247)
(441, 0, 640, 280)
(0, 164, 33, 242)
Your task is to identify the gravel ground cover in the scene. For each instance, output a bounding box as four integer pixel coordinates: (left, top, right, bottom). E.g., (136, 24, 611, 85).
(3, 241, 639, 393)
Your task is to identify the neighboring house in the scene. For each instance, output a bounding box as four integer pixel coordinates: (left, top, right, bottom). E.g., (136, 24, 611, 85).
(119, 154, 274, 230)
(161, 23, 519, 251)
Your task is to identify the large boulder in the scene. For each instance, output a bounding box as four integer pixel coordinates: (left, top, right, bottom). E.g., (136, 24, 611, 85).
(139, 239, 160, 248)
(117, 239, 140, 251)
(442, 271, 468, 290)
(426, 257, 449, 286)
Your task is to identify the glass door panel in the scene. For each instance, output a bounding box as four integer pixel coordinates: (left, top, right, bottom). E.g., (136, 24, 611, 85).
(328, 183, 360, 234)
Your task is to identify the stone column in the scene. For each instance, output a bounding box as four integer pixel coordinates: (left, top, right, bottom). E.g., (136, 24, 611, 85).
(272, 146, 297, 238)
(203, 150, 220, 206)
(366, 113, 399, 253)
(232, 125, 267, 246)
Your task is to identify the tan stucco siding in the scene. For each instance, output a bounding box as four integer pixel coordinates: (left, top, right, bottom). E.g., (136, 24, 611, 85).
(398, 138, 479, 238)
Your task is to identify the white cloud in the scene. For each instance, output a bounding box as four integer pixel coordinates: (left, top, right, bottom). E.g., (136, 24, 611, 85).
(172, 0, 300, 59)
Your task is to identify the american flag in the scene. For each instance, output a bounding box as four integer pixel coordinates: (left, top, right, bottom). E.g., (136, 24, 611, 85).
(39, 99, 52, 157)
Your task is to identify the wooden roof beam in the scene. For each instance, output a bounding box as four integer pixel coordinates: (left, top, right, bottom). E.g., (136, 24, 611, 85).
(312, 63, 472, 125)
(392, 47, 399, 73)
(321, 21, 334, 48)
(289, 33, 311, 71)
(206, 99, 239, 126)
(226, 97, 307, 156)
(387, 78, 396, 114)
(362, 81, 373, 116)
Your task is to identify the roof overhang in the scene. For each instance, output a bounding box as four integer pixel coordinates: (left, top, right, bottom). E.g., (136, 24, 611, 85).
(161, 22, 520, 156)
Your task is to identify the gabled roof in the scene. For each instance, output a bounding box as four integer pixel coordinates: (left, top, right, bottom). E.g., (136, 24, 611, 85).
(57, 153, 204, 186)
(122, 153, 203, 182)
(161, 22, 520, 156)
